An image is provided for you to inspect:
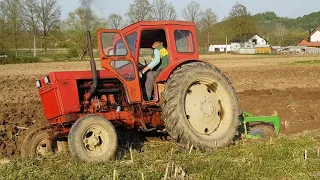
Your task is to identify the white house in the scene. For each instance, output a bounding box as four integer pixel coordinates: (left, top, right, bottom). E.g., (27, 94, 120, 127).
(208, 44, 231, 52)
(230, 34, 269, 52)
(245, 34, 269, 48)
(310, 28, 320, 42)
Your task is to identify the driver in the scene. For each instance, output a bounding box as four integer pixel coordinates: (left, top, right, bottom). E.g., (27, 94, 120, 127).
(141, 40, 169, 100)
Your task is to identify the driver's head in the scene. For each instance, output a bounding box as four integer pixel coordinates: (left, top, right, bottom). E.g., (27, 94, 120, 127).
(152, 40, 162, 49)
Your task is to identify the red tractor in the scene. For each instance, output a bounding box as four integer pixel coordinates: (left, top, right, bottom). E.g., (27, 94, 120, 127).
(20, 21, 240, 162)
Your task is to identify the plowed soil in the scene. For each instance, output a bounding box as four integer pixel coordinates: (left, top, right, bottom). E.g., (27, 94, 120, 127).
(1, 54, 320, 158)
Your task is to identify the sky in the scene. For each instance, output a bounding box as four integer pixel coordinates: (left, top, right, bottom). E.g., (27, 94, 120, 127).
(58, 0, 320, 21)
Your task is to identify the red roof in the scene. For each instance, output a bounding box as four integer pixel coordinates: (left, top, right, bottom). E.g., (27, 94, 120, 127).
(296, 38, 320, 47)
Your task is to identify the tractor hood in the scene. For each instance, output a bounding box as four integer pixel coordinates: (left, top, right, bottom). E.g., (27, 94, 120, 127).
(36, 70, 118, 121)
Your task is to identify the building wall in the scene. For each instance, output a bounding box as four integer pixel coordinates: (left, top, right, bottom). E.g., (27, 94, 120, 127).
(255, 47, 272, 54)
(311, 30, 320, 42)
(239, 48, 255, 54)
(209, 45, 232, 52)
(231, 43, 241, 52)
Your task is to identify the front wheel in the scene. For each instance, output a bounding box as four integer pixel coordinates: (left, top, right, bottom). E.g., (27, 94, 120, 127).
(68, 115, 118, 163)
(161, 62, 239, 150)
(20, 127, 68, 157)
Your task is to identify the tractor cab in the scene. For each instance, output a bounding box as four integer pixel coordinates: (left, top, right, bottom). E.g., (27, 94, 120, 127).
(97, 21, 199, 104)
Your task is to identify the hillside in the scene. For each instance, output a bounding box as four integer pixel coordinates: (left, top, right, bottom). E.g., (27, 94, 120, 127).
(255, 11, 320, 30)
(200, 11, 320, 47)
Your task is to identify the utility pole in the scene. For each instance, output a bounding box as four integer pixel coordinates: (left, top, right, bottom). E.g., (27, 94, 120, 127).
(207, 32, 210, 52)
(34, 36, 36, 57)
(226, 36, 228, 54)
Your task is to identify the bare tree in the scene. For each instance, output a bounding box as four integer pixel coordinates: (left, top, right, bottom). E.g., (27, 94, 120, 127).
(21, 0, 39, 57)
(274, 23, 287, 46)
(182, 1, 203, 23)
(126, 0, 152, 24)
(198, 8, 218, 31)
(63, 8, 107, 59)
(0, 0, 22, 57)
(107, 14, 123, 29)
(0, 1, 9, 53)
(36, 0, 61, 56)
(150, 0, 177, 20)
(22, 0, 39, 35)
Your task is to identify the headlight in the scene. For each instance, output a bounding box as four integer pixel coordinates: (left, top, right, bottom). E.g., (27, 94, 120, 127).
(44, 76, 50, 84)
(36, 80, 41, 88)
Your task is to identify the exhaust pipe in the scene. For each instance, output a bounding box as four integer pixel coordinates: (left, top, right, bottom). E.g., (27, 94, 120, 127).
(86, 30, 97, 95)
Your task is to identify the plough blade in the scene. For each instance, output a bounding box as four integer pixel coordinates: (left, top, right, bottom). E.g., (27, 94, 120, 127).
(239, 111, 281, 139)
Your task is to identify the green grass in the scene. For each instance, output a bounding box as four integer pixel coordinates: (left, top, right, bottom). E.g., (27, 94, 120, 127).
(295, 60, 320, 64)
(2, 131, 320, 180)
(0, 49, 101, 64)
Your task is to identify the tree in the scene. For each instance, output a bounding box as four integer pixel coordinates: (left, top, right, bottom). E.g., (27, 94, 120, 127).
(107, 14, 123, 29)
(22, 0, 39, 35)
(229, 2, 250, 18)
(63, 8, 107, 59)
(198, 8, 218, 31)
(0, 0, 22, 57)
(227, 2, 257, 42)
(182, 1, 203, 23)
(150, 0, 177, 20)
(274, 23, 287, 46)
(21, 0, 40, 57)
(0, 1, 9, 53)
(126, 0, 151, 24)
(36, 0, 61, 56)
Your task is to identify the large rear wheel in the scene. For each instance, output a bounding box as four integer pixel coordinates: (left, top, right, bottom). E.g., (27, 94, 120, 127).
(68, 115, 118, 163)
(161, 62, 239, 150)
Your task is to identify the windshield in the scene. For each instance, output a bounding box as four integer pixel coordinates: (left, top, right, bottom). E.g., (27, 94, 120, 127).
(101, 32, 128, 56)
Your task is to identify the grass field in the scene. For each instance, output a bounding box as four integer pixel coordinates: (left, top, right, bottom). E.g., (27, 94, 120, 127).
(1, 131, 320, 179)
(1, 53, 320, 179)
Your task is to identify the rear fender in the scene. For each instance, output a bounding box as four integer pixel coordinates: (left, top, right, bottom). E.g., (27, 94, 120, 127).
(155, 59, 207, 83)
(151, 59, 206, 106)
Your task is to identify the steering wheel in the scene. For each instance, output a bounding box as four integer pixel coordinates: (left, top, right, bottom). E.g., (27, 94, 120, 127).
(138, 62, 145, 70)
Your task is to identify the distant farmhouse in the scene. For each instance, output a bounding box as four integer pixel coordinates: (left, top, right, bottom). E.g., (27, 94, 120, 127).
(208, 44, 231, 52)
(244, 34, 269, 47)
(296, 27, 320, 48)
(209, 34, 270, 54)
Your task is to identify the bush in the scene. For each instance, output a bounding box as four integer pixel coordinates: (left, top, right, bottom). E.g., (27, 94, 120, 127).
(0, 51, 41, 64)
(67, 48, 79, 59)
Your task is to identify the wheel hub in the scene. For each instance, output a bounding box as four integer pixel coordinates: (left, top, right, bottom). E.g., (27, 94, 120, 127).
(36, 140, 47, 157)
(201, 100, 215, 120)
(83, 126, 109, 157)
(185, 82, 222, 135)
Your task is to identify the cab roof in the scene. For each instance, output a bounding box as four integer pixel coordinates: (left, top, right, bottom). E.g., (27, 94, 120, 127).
(121, 20, 196, 33)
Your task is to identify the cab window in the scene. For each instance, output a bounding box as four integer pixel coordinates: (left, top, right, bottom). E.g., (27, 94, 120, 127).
(126, 32, 137, 58)
(174, 30, 194, 53)
(101, 32, 127, 56)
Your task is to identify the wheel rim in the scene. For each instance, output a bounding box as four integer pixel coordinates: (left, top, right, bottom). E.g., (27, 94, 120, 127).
(82, 125, 110, 157)
(36, 139, 47, 157)
(184, 77, 233, 138)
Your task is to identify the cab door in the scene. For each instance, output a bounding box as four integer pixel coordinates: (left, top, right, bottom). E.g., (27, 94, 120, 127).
(97, 29, 142, 103)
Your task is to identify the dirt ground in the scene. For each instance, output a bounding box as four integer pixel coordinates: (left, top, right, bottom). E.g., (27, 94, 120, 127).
(1, 54, 320, 158)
